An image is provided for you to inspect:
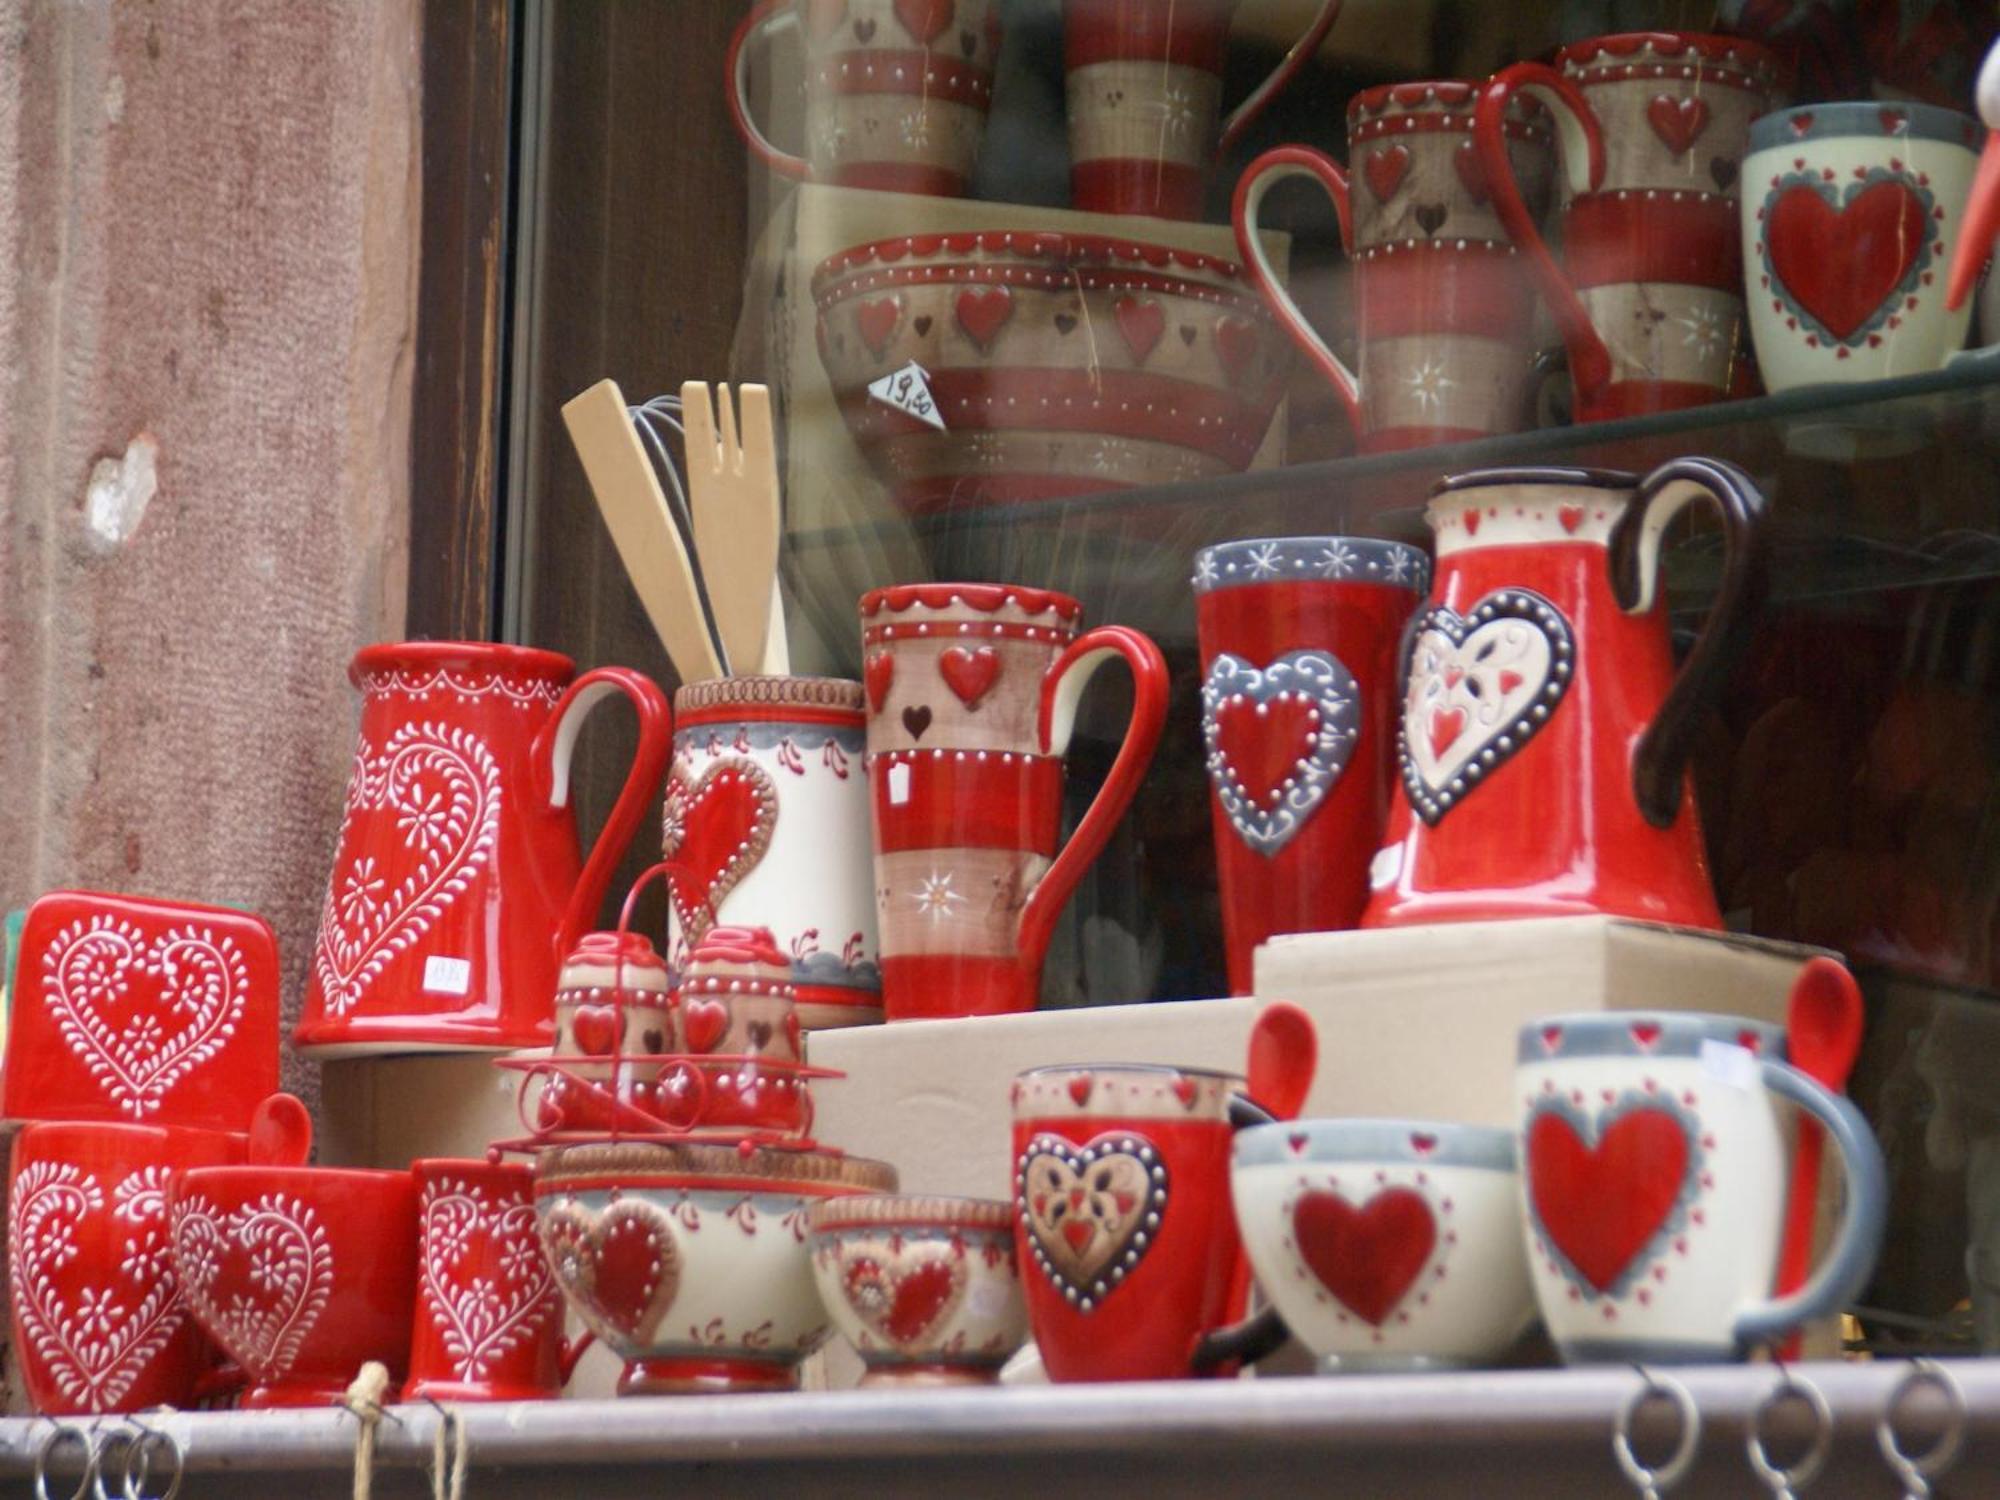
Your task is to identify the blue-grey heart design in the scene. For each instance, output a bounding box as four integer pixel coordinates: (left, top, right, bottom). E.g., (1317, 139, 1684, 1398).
(1201, 650, 1360, 857)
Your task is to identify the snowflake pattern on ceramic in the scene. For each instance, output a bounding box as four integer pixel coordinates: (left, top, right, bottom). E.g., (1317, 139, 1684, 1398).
(419, 1176, 557, 1383)
(9, 1162, 184, 1411)
(1201, 650, 1361, 857)
(310, 721, 502, 1018)
(171, 1191, 333, 1382)
(41, 918, 248, 1120)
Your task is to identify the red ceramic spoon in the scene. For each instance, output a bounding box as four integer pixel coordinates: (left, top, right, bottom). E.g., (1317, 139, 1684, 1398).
(247, 1091, 314, 1166)
(1247, 1001, 1318, 1121)
(1777, 958, 1865, 1358)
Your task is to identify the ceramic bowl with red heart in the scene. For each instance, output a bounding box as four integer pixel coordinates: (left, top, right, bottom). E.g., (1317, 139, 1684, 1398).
(1231, 1119, 1533, 1371)
(533, 1140, 897, 1395)
(813, 230, 1289, 514)
(168, 1165, 419, 1408)
(807, 1194, 1025, 1385)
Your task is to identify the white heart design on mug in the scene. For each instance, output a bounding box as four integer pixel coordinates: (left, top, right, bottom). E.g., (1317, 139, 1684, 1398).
(42, 917, 248, 1120)
(310, 721, 502, 1018)
(170, 1191, 333, 1382)
(419, 1176, 557, 1381)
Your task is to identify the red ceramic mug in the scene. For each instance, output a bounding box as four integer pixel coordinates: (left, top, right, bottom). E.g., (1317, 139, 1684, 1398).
(9, 1121, 245, 1414)
(861, 585, 1168, 1019)
(409, 1158, 584, 1402)
(1474, 33, 1782, 421)
(1063, 0, 1345, 219)
(1193, 537, 1429, 995)
(169, 1164, 419, 1409)
(1011, 1064, 1284, 1381)
(296, 642, 671, 1055)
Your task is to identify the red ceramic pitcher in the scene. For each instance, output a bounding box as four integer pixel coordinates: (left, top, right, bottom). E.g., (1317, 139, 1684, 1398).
(1361, 460, 1768, 930)
(295, 642, 671, 1054)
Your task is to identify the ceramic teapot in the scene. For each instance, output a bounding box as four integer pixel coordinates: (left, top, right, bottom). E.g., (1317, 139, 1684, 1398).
(1362, 460, 1768, 930)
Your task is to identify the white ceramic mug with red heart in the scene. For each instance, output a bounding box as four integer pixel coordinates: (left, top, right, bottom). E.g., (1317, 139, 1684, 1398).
(1744, 102, 1979, 391)
(1231, 1119, 1533, 1371)
(1516, 1012, 1886, 1365)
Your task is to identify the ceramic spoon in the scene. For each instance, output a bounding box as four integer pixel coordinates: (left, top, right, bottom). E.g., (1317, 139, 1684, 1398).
(1246, 1001, 1318, 1120)
(247, 1092, 313, 1166)
(1946, 39, 2000, 309)
(1776, 957, 1865, 1358)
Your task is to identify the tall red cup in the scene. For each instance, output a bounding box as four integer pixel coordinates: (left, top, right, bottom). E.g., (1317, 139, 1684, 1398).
(1194, 537, 1429, 994)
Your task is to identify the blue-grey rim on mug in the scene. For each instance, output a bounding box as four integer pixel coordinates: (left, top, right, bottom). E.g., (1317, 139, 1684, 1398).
(1192, 537, 1430, 595)
(1235, 1118, 1515, 1171)
(1517, 1011, 1788, 1064)
(1747, 100, 1981, 153)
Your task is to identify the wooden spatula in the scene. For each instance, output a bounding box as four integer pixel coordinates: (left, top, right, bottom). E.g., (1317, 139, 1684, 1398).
(562, 378, 724, 684)
(684, 381, 785, 678)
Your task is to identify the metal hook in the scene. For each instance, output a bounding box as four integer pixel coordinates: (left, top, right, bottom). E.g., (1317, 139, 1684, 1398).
(1877, 1359, 1967, 1498)
(116, 1414, 183, 1500)
(31, 1421, 96, 1500)
(1614, 1366, 1702, 1498)
(1747, 1367, 1834, 1496)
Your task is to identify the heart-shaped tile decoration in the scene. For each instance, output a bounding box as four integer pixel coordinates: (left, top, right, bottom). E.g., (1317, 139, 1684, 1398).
(938, 646, 1000, 707)
(1363, 144, 1411, 202)
(661, 758, 779, 942)
(1202, 650, 1361, 856)
(1765, 175, 1932, 342)
(171, 1190, 333, 1382)
(419, 1175, 556, 1381)
(1114, 296, 1165, 364)
(1646, 94, 1709, 156)
(1016, 1131, 1166, 1310)
(1398, 588, 1574, 825)
(838, 1246, 966, 1348)
(42, 916, 250, 1120)
(10, 1161, 185, 1411)
(955, 286, 1013, 350)
(856, 296, 902, 359)
(1525, 1101, 1696, 1295)
(538, 1199, 682, 1346)
(1291, 1186, 1437, 1326)
(312, 721, 503, 1019)
(865, 651, 895, 711)
(892, 0, 953, 43)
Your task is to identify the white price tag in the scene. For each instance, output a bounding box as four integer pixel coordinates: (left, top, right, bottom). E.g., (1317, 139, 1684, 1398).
(887, 761, 912, 806)
(1699, 1039, 1760, 1092)
(867, 361, 947, 430)
(1368, 842, 1402, 890)
(423, 955, 472, 996)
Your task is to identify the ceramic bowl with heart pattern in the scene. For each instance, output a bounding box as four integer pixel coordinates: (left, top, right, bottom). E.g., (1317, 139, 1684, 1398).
(1232, 1118, 1534, 1371)
(533, 1140, 897, 1395)
(808, 1194, 1026, 1385)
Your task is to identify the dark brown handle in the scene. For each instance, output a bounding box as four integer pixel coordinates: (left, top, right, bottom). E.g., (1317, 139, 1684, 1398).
(1187, 1093, 1289, 1375)
(1609, 457, 1769, 828)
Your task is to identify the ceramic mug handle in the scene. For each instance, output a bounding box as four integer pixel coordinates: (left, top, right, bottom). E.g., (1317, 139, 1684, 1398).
(726, 0, 812, 182)
(1188, 1092, 1290, 1373)
(1231, 146, 1364, 431)
(535, 666, 674, 959)
(1014, 626, 1169, 996)
(1214, 0, 1347, 157)
(1609, 456, 1770, 828)
(1473, 64, 1611, 407)
(1731, 1059, 1888, 1348)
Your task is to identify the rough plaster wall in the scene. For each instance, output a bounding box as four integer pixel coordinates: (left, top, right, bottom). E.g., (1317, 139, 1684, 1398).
(0, 1, 420, 1107)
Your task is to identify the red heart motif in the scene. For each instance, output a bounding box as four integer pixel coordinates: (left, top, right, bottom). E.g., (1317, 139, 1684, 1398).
(1114, 296, 1166, 364)
(1629, 1022, 1661, 1049)
(1541, 1025, 1564, 1052)
(1559, 504, 1584, 534)
(1409, 1132, 1438, 1155)
(955, 287, 1013, 349)
(1287, 1132, 1310, 1154)
(804, 0, 849, 39)
(1067, 1075, 1092, 1107)
(661, 762, 778, 942)
(682, 999, 729, 1055)
(1879, 107, 1907, 134)
(865, 651, 895, 712)
(538, 1201, 680, 1342)
(1789, 111, 1815, 136)
(892, 0, 954, 44)
(856, 296, 902, 358)
(1463, 510, 1481, 535)
(1428, 706, 1466, 759)
(1767, 179, 1928, 340)
(1452, 141, 1489, 204)
(1363, 144, 1411, 202)
(1171, 1075, 1198, 1109)
(569, 1004, 621, 1057)
(1646, 95, 1709, 156)
(938, 646, 1001, 707)
(1737, 1029, 1763, 1053)
(1292, 1188, 1437, 1326)
(1527, 1107, 1692, 1292)
(1214, 315, 1260, 379)
(1214, 694, 1318, 809)
(884, 1259, 959, 1343)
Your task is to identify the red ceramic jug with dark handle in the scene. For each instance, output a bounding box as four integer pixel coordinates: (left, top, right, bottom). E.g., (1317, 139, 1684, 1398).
(1362, 459, 1767, 930)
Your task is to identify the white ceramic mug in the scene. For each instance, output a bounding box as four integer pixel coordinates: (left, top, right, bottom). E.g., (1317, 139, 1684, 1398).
(1233, 1118, 1534, 1370)
(1744, 101, 1979, 391)
(1516, 1011, 1886, 1364)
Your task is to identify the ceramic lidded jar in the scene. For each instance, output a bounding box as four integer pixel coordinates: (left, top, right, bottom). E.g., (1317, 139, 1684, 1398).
(540, 930, 675, 1133)
(672, 925, 807, 1134)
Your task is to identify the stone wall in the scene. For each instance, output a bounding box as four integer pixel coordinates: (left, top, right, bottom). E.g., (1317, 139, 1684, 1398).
(0, 0, 421, 1102)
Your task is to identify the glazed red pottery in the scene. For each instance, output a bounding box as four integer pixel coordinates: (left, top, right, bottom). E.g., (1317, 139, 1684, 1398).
(295, 642, 670, 1055)
(1362, 460, 1767, 929)
(1012, 1064, 1278, 1381)
(1474, 33, 1780, 421)
(860, 584, 1168, 1019)
(1232, 84, 1554, 452)
(1062, 0, 1342, 219)
(2, 891, 280, 1132)
(9, 1122, 245, 1414)
(1193, 537, 1429, 995)
(408, 1158, 574, 1402)
(169, 1165, 419, 1409)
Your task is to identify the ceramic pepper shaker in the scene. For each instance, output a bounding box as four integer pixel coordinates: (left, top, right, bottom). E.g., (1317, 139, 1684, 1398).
(542, 930, 675, 1132)
(673, 925, 807, 1135)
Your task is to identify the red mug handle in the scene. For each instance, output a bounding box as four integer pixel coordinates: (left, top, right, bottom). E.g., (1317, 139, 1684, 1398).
(1188, 1092, 1289, 1374)
(557, 1329, 597, 1384)
(727, 0, 812, 182)
(533, 666, 673, 961)
(1232, 145, 1361, 431)
(1014, 626, 1168, 998)
(1473, 64, 1612, 406)
(1214, 0, 1346, 156)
